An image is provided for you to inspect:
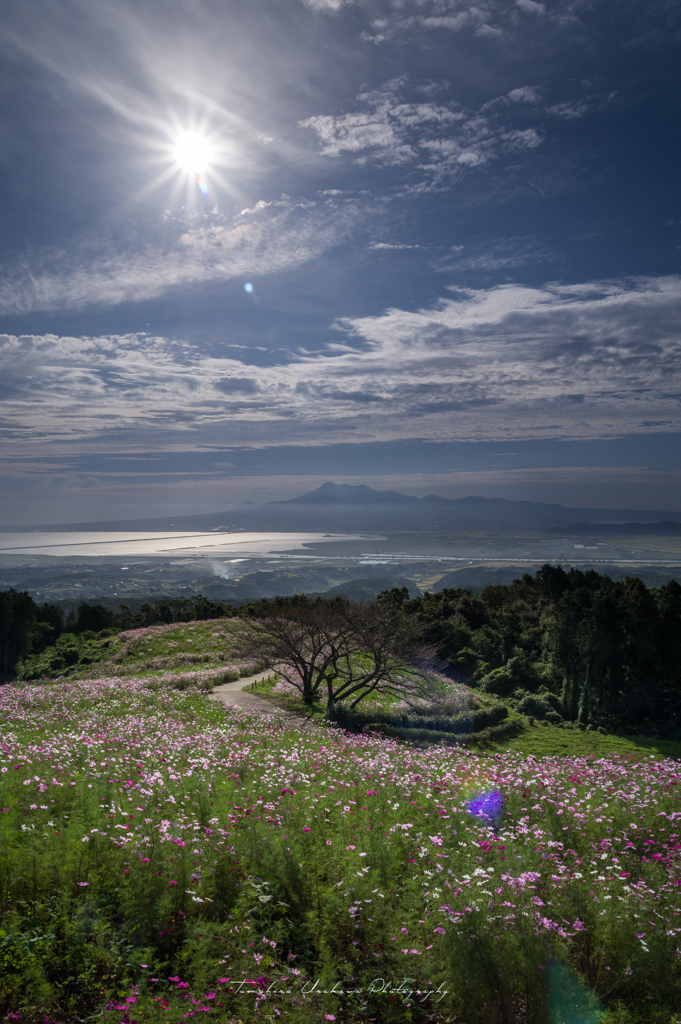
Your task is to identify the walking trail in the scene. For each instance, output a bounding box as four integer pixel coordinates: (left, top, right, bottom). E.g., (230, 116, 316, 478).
(207, 670, 321, 733)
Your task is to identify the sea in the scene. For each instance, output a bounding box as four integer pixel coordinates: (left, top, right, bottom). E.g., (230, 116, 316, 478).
(0, 531, 359, 559)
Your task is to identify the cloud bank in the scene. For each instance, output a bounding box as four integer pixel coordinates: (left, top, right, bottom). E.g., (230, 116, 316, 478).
(2, 276, 680, 454)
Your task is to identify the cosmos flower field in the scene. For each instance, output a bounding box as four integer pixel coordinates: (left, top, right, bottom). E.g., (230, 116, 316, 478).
(1, 671, 681, 1023)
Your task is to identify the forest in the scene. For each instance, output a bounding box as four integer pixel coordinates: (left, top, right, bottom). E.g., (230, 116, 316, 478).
(1, 563, 681, 737)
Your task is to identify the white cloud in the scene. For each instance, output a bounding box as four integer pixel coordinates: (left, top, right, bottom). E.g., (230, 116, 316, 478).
(547, 101, 589, 118)
(369, 242, 423, 250)
(482, 86, 541, 111)
(299, 0, 349, 9)
(501, 127, 542, 149)
(361, 3, 499, 42)
(507, 86, 541, 103)
(3, 277, 681, 454)
(437, 237, 555, 270)
(356, 0, 597, 44)
(301, 79, 542, 179)
(0, 200, 359, 316)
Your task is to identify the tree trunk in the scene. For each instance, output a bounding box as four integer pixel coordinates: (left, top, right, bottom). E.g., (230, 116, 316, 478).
(560, 673, 572, 719)
(578, 661, 590, 724)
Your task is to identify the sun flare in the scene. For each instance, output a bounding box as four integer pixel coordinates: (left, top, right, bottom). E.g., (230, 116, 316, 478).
(171, 131, 215, 175)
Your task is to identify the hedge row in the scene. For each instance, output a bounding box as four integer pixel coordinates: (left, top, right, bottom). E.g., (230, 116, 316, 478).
(363, 716, 526, 746)
(325, 700, 508, 735)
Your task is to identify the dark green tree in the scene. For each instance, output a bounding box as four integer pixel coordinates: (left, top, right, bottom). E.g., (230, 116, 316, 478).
(0, 589, 38, 681)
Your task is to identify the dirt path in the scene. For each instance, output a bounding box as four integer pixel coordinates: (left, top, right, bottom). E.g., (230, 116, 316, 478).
(207, 670, 321, 733)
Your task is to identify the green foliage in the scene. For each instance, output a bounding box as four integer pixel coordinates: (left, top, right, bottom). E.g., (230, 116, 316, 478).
(0, 589, 38, 681)
(478, 666, 515, 696)
(368, 717, 526, 746)
(405, 568, 681, 735)
(512, 691, 563, 723)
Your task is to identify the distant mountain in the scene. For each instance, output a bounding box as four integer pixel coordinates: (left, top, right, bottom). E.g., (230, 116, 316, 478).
(281, 482, 420, 507)
(4, 480, 681, 534)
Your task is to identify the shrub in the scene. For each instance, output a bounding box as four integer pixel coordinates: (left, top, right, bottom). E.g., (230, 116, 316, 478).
(358, 717, 526, 747)
(515, 693, 563, 723)
(326, 700, 508, 735)
(364, 721, 401, 739)
(478, 667, 514, 696)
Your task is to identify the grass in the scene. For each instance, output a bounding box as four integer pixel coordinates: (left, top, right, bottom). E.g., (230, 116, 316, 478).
(482, 719, 681, 761)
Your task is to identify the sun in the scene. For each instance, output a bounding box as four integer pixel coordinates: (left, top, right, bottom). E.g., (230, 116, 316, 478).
(140, 124, 233, 203)
(171, 131, 215, 176)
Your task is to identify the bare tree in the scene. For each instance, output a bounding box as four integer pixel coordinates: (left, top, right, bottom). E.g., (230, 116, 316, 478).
(241, 596, 430, 707)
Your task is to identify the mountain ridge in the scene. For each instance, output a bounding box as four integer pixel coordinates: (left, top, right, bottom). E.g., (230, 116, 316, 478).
(2, 481, 680, 533)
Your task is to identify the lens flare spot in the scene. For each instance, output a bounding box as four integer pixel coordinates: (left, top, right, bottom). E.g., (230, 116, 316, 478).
(548, 962, 603, 1023)
(244, 282, 254, 293)
(465, 790, 504, 826)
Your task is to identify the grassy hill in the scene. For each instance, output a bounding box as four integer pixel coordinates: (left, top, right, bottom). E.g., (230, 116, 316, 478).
(19, 617, 261, 682)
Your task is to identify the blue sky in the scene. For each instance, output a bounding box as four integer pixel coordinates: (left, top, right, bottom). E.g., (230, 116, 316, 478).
(1, 0, 680, 523)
